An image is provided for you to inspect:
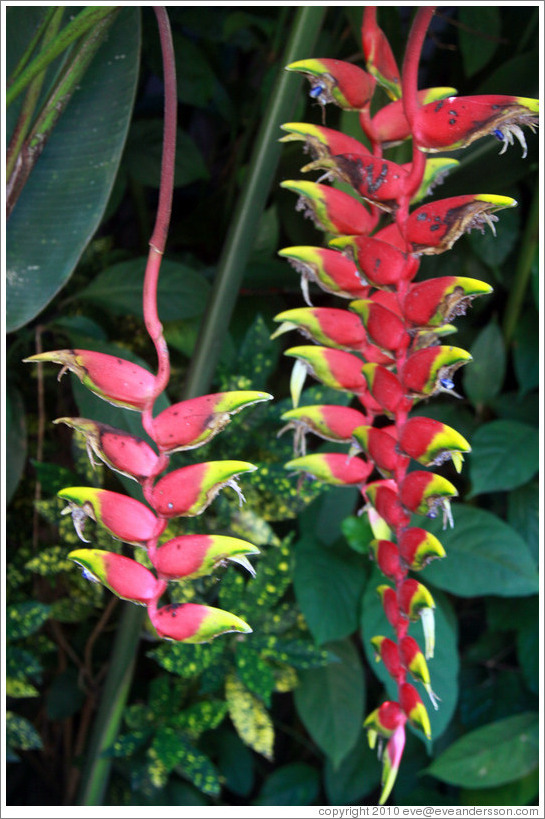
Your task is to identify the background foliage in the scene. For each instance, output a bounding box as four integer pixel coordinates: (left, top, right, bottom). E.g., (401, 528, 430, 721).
(6, 5, 539, 807)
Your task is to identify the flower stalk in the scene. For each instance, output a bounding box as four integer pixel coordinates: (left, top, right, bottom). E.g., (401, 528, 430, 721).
(279, 5, 538, 804)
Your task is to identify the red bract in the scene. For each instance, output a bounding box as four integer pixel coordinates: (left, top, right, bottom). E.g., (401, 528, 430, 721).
(278, 246, 369, 304)
(281, 179, 375, 236)
(280, 122, 372, 162)
(285, 452, 372, 486)
(372, 87, 457, 146)
(402, 276, 492, 328)
(311, 153, 410, 212)
(330, 234, 419, 289)
(411, 94, 538, 155)
(151, 461, 257, 518)
(286, 57, 376, 110)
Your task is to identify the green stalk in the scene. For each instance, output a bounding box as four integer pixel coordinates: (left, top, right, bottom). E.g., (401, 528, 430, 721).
(6, 6, 118, 107)
(7, 6, 59, 84)
(502, 185, 539, 345)
(7, 11, 118, 219)
(6, 6, 64, 181)
(76, 603, 143, 806)
(182, 5, 327, 400)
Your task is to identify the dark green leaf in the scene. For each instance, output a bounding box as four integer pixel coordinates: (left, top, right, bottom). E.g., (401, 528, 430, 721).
(516, 599, 538, 695)
(422, 505, 538, 597)
(235, 643, 276, 706)
(458, 7, 501, 77)
(513, 311, 539, 396)
(341, 515, 374, 555)
(212, 730, 255, 797)
(171, 700, 228, 739)
(255, 635, 331, 670)
(45, 668, 85, 720)
(361, 573, 459, 742)
(6, 647, 43, 682)
(468, 420, 538, 495)
(124, 121, 209, 188)
(76, 257, 211, 321)
(426, 712, 539, 788)
(254, 763, 319, 806)
(7, 601, 51, 640)
(490, 391, 539, 426)
(508, 481, 539, 566)
(147, 640, 223, 679)
(6, 711, 43, 752)
(294, 533, 367, 645)
(6, 383, 27, 505)
(460, 769, 540, 807)
(463, 321, 506, 406)
(294, 638, 365, 769)
(324, 730, 381, 805)
(477, 50, 539, 97)
(6, 9, 141, 331)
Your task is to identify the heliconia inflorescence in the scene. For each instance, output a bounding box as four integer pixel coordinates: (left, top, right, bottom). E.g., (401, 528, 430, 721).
(24, 9, 273, 646)
(277, 5, 538, 804)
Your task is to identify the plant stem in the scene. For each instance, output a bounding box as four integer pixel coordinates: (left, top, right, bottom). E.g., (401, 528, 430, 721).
(7, 6, 59, 85)
(401, 6, 435, 127)
(76, 8, 177, 805)
(6, 6, 119, 107)
(7, 11, 117, 219)
(502, 184, 539, 345)
(182, 5, 327, 401)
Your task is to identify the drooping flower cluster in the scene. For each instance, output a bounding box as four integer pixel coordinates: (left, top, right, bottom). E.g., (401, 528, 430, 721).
(24, 9, 272, 645)
(277, 6, 538, 804)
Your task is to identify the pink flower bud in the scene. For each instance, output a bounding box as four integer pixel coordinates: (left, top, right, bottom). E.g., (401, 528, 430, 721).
(402, 276, 492, 328)
(372, 88, 457, 146)
(398, 417, 470, 472)
(376, 584, 401, 628)
(68, 549, 160, 604)
(149, 602, 251, 643)
(281, 180, 375, 236)
(58, 487, 161, 546)
(24, 349, 157, 410)
(370, 539, 403, 580)
(285, 346, 368, 395)
(362, 9, 401, 100)
(286, 58, 376, 110)
(329, 235, 418, 289)
(151, 461, 257, 518)
(398, 527, 446, 571)
(399, 470, 458, 520)
(278, 246, 369, 303)
(400, 345, 472, 399)
(371, 635, 404, 679)
(152, 534, 259, 580)
(152, 391, 272, 454)
(361, 364, 406, 416)
(399, 682, 431, 739)
(285, 452, 372, 486)
(365, 480, 411, 529)
(352, 425, 402, 478)
(350, 299, 410, 354)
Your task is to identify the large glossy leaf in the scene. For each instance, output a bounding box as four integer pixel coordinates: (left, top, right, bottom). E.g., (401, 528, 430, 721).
(294, 638, 365, 769)
(468, 420, 539, 496)
(361, 572, 459, 743)
(426, 712, 539, 788)
(254, 763, 319, 806)
(6, 8, 141, 332)
(294, 533, 367, 645)
(421, 505, 538, 597)
(458, 6, 501, 77)
(75, 257, 211, 321)
(463, 321, 506, 407)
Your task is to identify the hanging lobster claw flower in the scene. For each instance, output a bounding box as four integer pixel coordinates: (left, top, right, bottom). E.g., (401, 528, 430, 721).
(350, 300, 410, 354)
(399, 470, 458, 526)
(364, 700, 404, 746)
(376, 584, 401, 628)
(399, 635, 440, 710)
(360, 364, 406, 416)
(398, 417, 470, 472)
(371, 635, 404, 680)
(58, 487, 161, 546)
(152, 392, 272, 454)
(352, 425, 403, 479)
(369, 539, 403, 581)
(411, 94, 539, 156)
(278, 246, 369, 304)
(152, 534, 259, 581)
(302, 154, 409, 212)
(149, 602, 251, 643)
(280, 179, 375, 236)
(285, 346, 368, 406)
(406, 194, 517, 255)
(399, 683, 432, 740)
(329, 235, 419, 289)
(280, 122, 372, 161)
(400, 345, 472, 399)
(402, 276, 493, 329)
(371, 88, 458, 146)
(151, 461, 257, 518)
(410, 157, 460, 204)
(286, 58, 376, 110)
(272, 307, 367, 351)
(24, 349, 157, 411)
(279, 404, 368, 455)
(378, 724, 406, 806)
(54, 418, 160, 482)
(361, 8, 401, 100)
(285, 452, 372, 486)
(365, 479, 411, 529)
(398, 527, 446, 571)
(398, 579, 435, 659)
(68, 549, 161, 605)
